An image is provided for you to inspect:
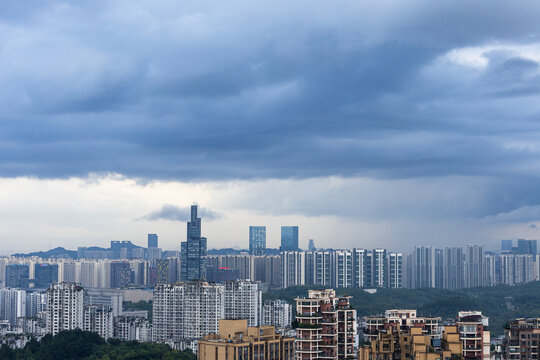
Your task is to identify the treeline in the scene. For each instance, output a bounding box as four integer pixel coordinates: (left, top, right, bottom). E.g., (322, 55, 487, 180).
(0, 329, 196, 360)
(264, 281, 540, 335)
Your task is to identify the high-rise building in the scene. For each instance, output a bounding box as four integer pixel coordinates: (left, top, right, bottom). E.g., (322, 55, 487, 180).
(262, 300, 292, 328)
(456, 311, 490, 360)
(34, 263, 59, 289)
(83, 305, 113, 340)
(295, 289, 357, 359)
(465, 245, 485, 288)
(386, 252, 403, 288)
(411, 246, 435, 289)
(500, 254, 535, 285)
(516, 239, 537, 255)
(280, 226, 299, 251)
(333, 250, 353, 288)
(46, 282, 84, 335)
(180, 205, 207, 281)
(147, 234, 158, 248)
(434, 248, 444, 289)
(372, 248, 387, 287)
(308, 239, 316, 252)
(224, 280, 262, 327)
(444, 247, 464, 290)
(501, 240, 513, 253)
(249, 226, 266, 256)
(504, 318, 540, 360)
(5, 264, 29, 289)
(85, 288, 123, 317)
(0, 288, 26, 329)
(280, 251, 305, 288)
(110, 262, 131, 288)
(198, 319, 295, 360)
(152, 281, 224, 343)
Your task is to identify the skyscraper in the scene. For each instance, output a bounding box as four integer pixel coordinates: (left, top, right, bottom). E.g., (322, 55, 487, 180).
(280, 226, 299, 251)
(411, 246, 435, 289)
(148, 234, 158, 248)
(516, 239, 537, 255)
(5, 264, 29, 289)
(34, 263, 59, 289)
(465, 244, 485, 288)
(501, 240, 513, 253)
(180, 205, 207, 281)
(249, 226, 266, 255)
(46, 282, 84, 335)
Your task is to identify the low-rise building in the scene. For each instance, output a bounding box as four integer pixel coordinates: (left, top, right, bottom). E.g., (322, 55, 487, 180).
(456, 311, 490, 360)
(363, 309, 441, 343)
(197, 319, 294, 360)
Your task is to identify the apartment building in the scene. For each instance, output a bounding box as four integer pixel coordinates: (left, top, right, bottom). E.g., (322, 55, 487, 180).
(504, 318, 540, 360)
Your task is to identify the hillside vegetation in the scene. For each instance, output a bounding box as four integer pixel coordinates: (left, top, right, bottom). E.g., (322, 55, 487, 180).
(264, 281, 540, 335)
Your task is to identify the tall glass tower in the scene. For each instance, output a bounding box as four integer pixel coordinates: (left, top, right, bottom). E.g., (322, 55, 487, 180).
(280, 226, 299, 251)
(249, 226, 266, 255)
(180, 205, 207, 281)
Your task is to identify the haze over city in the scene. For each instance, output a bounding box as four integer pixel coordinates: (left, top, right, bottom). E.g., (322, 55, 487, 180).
(2, 0, 540, 253)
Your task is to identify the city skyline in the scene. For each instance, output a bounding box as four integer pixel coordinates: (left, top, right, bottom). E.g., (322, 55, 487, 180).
(2, 1, 540, 254)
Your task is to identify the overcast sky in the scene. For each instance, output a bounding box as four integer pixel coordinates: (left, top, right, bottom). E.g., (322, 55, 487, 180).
(1, 0, 540, 254)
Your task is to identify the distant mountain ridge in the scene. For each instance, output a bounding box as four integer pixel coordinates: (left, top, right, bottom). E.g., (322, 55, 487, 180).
(12, 246, 78, 259)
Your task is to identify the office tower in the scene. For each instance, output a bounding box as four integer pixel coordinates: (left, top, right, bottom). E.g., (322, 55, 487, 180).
(308, 239, 316, 251)
(372, 248, 387, 287)
(249, 226, 266, 256)
(352, 248, 367, 287)
(152, 281, 224, 343)
(504, 318, 540, 360)
(85, 288, 123, 317)
(386, 252, 403, 288)
(224, 280, 262, 327)
(280, 226, 299, 251)
(411, 246, 435, 289)
(280, 251, 305, 288)
(0, 288, 26, 328)
(295, 289, 357, 359)
(34, 263, 59, 289)
(456, 311, 490, 360)
(333, 250, 353, 288)
(516, 239, 537, 255)
(465, 245, 485, 288)
(434, 249, 444, 289)
(180, 205, 207, 281)
(83, 305, 113, 340)
(46, 282, 84, 335)
(198, 319, 295, 360)
(5, 264, 30, 289)
(501, 240, 513, 254)
(148, 234, 158, 248)
(262, 300, 292, 328)
(110, 262, 131, 288)
(444, 247, 464, 290)
(150, 259, 169, 285)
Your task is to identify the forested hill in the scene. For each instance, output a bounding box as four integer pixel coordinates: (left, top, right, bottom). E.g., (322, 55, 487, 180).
(0, 330, 196, 360)
(264, 281, 540, 335)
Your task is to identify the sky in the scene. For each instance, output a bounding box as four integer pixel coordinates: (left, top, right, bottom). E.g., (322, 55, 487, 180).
(1, 0, 540, 254)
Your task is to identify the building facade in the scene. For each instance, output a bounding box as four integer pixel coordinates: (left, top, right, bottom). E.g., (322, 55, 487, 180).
(46, 282, 84, 335)
(180, 205, 207, 281)
(249, 226, 267, 256)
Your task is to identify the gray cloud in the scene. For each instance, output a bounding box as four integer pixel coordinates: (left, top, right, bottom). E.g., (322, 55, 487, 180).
(1, 0, 540, 224)
(141, 204, 221, 222)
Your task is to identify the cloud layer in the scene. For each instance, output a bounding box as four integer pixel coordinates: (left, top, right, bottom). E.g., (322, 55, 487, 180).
(1, 1, 540, 251)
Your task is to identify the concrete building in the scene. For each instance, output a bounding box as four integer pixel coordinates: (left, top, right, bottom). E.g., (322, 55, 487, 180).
(5, 264, 29, 289)
(224, 280, 262, 327)
(295, 289, 356, 360)
(411, 246, 435, 289)
(444, 247, 464, 290)
(504, 318, 540, 360)
(152, 281, 224, 344)
(83, 305, 113, 340)
(0, 288, 26, 329)
(85, 288, 123, 317)
(46, 282, 84, 335)
(281, 251, 305, 288)
(198, 319, 294, 360)
(456, 311, 490, 360)
(363, 309, 442, 343)
(465, 245, 485, 288)
(262, 300, 292, 329)
(358, 325, 462, 360)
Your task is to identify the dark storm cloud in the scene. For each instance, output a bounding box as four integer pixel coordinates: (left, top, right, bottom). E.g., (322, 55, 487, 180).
(2, 0, 540, 221)
(141, 204, 221, 222)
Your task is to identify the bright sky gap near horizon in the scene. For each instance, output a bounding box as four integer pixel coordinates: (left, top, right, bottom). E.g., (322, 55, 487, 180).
(1, 1, 540, 254)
